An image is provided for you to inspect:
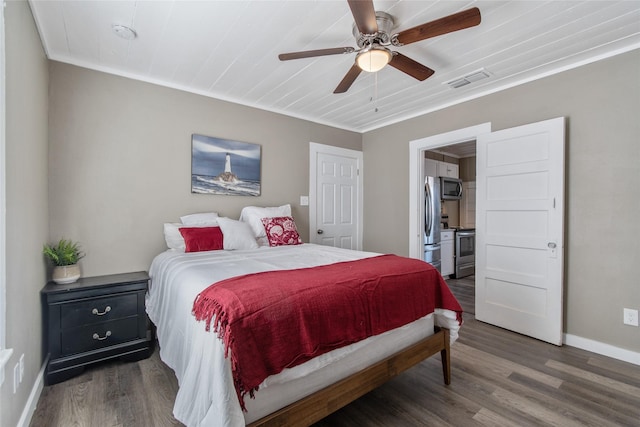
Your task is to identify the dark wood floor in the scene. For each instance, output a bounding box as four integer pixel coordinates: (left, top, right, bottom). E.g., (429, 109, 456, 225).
(445, 275, 475, 315)
(31, 277, 640, 427)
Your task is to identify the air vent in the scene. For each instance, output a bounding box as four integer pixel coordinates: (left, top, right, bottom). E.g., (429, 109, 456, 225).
(445, 68, 492, 89)
(447, 78, 472, 88)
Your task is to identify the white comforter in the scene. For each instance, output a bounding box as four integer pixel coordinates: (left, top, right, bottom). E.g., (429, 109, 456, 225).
(146, 244, 460, 427)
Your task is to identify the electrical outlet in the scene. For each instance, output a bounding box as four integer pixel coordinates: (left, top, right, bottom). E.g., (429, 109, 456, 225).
(13, 363, 19, 393)
(19, 354, 24, 383)
(623, 308, 639, 326)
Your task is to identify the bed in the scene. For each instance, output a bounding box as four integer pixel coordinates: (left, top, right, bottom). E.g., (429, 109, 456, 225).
(147, 240, 462, 427)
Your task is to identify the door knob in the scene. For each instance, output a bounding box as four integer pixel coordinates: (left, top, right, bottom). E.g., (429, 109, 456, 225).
(547, 242, 557, 249)
(317, 229, 324, 234)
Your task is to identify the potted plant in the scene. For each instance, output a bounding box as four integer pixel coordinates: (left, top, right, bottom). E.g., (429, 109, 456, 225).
(43, 239, 85, 284)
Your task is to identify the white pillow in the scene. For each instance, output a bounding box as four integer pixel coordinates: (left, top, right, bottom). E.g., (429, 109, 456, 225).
(239, 204, 292, 240)
(164, 223, 187, 250)
(180, 212, 219, 225)
(216, 217, 259, 250)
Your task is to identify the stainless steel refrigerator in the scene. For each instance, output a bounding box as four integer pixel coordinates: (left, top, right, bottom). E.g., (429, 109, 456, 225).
(424, 176, 441, 271)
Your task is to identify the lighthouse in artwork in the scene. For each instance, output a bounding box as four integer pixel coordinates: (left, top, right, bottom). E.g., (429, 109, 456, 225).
(215, 152, 239, 183)
(224, 153, 232, 173)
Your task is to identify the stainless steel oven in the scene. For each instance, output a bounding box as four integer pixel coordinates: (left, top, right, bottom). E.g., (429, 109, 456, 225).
(454, 229, 475, 278)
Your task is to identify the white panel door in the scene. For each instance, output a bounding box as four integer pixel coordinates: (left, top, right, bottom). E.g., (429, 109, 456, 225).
(310, 144, 362, 250)
(476, 117, 565, 345)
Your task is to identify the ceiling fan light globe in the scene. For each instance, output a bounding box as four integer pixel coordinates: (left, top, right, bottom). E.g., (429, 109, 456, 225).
(356, 48, 392, 72)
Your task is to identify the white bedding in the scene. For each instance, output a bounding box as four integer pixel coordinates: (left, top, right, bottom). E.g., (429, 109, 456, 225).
(147, 244, 461, 427)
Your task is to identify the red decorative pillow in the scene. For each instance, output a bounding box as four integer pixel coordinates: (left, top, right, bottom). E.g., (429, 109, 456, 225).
(179, 226, 224, 252)
(261, 216, 302, 246)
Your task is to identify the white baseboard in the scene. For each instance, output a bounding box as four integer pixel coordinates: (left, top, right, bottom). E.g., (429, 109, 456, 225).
(0, 348, 14, 387)
(564, 334, 640, 366)
(17, 357, 47, 427)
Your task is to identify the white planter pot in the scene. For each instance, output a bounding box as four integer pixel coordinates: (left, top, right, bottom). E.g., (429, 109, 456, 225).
(52, 264, 80, 284)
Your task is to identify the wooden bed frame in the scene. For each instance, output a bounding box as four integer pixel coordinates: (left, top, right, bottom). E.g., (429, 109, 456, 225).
(248, 326, 451, 427)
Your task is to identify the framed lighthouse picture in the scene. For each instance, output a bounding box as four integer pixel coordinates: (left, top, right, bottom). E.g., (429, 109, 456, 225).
(191, 134, 261, 196)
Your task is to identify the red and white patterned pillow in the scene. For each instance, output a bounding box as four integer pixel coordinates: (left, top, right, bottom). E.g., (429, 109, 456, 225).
(261, 216, 302, 246)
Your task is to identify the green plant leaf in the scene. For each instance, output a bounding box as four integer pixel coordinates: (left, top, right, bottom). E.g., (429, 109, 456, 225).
(42, 239, 85, 266)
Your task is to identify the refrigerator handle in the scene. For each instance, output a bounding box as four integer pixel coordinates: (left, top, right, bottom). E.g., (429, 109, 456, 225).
(425, 182, 432, 237)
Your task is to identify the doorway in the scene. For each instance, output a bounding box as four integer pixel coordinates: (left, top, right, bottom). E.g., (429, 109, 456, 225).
(410, 123, 484, 315)
(409, 125, 489, 315)
(408, 124, 490, 259)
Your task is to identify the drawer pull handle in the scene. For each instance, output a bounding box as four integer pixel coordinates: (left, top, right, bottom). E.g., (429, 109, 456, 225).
(92, 306, 111, 316)
(92, 331, 112, 341)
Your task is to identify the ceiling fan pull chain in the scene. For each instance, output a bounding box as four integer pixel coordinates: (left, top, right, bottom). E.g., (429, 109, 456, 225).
(369, 73, 374, 103)
(374, 72, 379, 113)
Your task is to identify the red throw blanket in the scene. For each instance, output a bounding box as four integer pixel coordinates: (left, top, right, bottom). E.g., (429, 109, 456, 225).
(192, 254, 462, 410)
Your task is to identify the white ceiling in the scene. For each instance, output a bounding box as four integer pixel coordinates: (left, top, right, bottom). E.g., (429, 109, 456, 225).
(29, 1, 640, 133)
(430, 139, 477, 158)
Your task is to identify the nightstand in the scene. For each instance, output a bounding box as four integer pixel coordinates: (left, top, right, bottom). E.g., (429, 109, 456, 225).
(41, 271, 153, 385)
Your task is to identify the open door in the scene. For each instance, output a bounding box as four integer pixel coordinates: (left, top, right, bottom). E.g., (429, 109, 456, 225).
(476, 117, 565, 345)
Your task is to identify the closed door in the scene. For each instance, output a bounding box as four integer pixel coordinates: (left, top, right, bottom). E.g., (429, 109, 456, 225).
(476, 117, 565, 345)
(309, 143, 362, 250)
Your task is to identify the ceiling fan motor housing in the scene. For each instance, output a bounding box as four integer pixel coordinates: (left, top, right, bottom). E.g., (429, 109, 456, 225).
(352, 11, 395, 48)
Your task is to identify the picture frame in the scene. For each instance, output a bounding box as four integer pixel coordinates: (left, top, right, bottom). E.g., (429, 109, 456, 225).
(191, 134, 261, 196)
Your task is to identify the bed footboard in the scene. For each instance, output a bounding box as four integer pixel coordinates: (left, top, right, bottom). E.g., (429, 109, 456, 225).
(248, 327, 451, 427)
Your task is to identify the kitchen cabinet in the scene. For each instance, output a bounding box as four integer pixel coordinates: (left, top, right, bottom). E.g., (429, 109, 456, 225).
(438, 162, 459, 178)
(424, 159, 459, 178)
(424, 158, 438, 177)
(440, 230, 455, 277)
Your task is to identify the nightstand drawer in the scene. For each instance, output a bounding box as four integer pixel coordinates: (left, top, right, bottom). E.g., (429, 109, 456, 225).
(60, 293, 138, 328)
(61, 317, 139, 355)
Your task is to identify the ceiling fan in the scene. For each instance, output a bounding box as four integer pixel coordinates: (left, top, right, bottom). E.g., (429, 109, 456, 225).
(278, 0, 481, 94)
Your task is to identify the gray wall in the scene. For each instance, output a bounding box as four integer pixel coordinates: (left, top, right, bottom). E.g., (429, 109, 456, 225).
(48, 62, 362, 277)
(362, 49, 640, 353)
(1, 2, 49, 427)
(459, 157, 476, 182)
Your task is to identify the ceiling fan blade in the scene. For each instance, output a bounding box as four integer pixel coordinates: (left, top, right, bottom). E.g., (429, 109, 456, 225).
(388, 53, 435, 81)
(347, 0, 378, 35)
(394, 7, 481, 46)
(334, 64, 362, 94)
(279, 47, 355, 61)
